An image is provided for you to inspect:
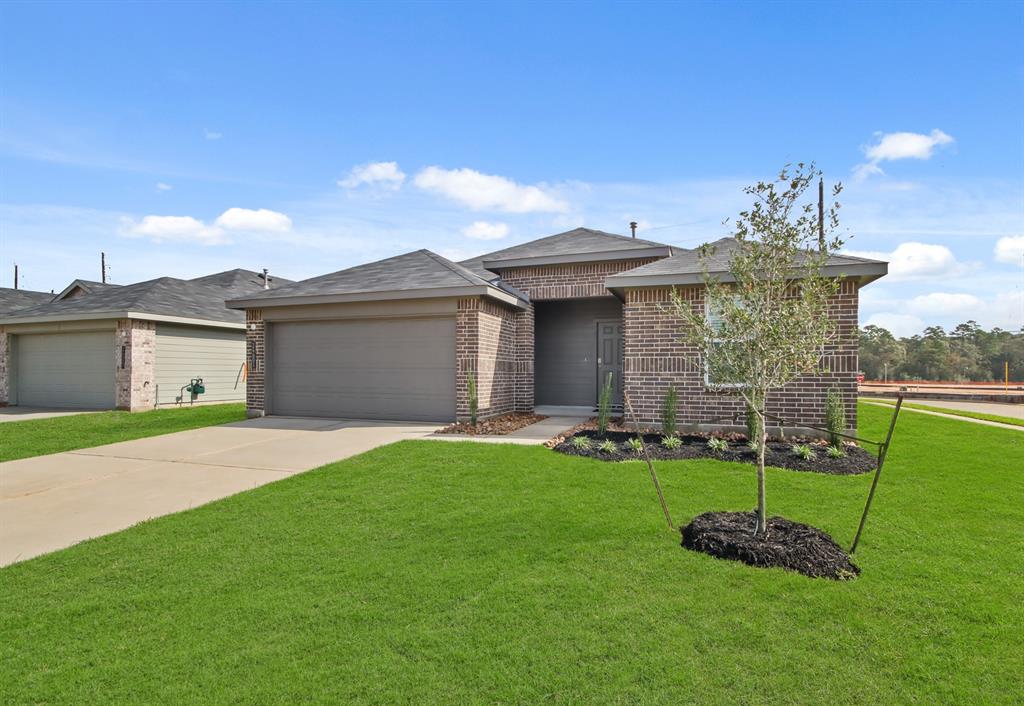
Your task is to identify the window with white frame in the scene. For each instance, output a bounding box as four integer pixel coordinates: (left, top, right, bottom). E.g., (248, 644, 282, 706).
(704, 295, 746, 388)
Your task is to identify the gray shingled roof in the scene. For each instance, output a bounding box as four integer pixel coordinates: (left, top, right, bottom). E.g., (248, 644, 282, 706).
(53, 279, 121, 301)
(459, 227, 672, 278)
(0, 288, 53, 315)
(612, 237, 886, 276)
(227, 249, 509, 306)
(0, 269, 293, 325)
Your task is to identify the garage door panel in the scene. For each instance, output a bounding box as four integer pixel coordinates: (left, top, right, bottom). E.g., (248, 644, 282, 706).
(15, 332, 115, 409)
(269, 318, 455, 422)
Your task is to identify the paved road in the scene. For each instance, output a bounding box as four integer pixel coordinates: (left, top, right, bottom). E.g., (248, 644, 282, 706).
(874, 397, 1024, 420)
(0, 416, 437, 566)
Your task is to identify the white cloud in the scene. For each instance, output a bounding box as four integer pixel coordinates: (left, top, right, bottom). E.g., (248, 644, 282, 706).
(155, 182, 172, 192)
(203, 128, 222, 141)
(338, 161, 406, 190)
(461, 221, 509, 240)
(414, 166, 569, 213)
(994, 235, 1024, 265)
(120, 215, 227, 245)
(905, 292, 984, 317)
(853, 129, 954, 180)
(214, 207, 292, 233)
(863, 312, 926, 338)
(844, 241, 970, 281)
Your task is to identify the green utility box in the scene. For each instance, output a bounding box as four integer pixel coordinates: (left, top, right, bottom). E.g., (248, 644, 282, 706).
(186, 378, 205, 395)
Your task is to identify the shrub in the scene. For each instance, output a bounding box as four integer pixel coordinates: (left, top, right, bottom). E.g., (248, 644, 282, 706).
(468, 372, 478, 427)
(707, 437, 728, 453)
(597, 372, 614, 436)
(826, 444, 845, 458)
(662, 384, 678, 437)
(661, 435, 682, 450)
(598, 439, 618, 454)
(625, 437, 644, 454)
(745, 403, 762, 449)
(826, 386, 846, 446)
(571, 435, 592, 450)
(791, 443, 815, 460)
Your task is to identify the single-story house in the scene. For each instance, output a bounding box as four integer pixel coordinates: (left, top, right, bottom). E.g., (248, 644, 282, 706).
(0, 269, 291, 411)
(227, 228, 887, 432)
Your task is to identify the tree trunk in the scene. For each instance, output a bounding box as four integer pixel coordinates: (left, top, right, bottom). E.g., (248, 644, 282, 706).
(755, 409, 768, 536)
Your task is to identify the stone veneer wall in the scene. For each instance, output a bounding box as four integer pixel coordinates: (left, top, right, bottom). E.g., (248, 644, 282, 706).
(622, 280, 860, 430)
(456, 297, 519, 420)
(0, 328, 9, 405)
(115, 319, 157, 411)
(245, 309, 266, 417)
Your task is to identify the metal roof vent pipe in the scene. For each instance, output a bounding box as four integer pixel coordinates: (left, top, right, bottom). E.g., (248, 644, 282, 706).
(262, 268, 270, 289)
(629, 221, 637, 238)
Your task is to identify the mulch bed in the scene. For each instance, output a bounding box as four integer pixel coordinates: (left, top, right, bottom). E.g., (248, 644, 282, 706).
(681, 511, 860, 580)
(435, 412, 547, 436)
(551, 429, 876, 475)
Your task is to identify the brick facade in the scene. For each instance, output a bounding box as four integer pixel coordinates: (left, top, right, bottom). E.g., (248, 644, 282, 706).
(499, 259, 659, 301)
(0, 328, 9, 406)
(245, 309, 266, 417)
(456, 297, 521, 420)
(115, 318, 157, 411)
(622, 280, 859, 431)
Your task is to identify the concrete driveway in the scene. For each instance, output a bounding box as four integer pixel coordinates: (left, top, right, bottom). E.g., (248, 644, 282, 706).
(0, 417, 437, 566)
(0, 407, 102, 423)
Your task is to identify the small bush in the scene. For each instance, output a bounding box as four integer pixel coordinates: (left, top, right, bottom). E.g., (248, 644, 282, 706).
(468, 372, 478, 427)
(662, 384, 678, 437)
(661, 435, 682, 450)
(707, 437, 728, 453)
(625, 437, 644, 454)
(745, 403, 762, 449)
(598, 439, 618, 454)
(597, 372, 614, 436)
(571, 435, 592, 450)
(791, 443, 815, 460)
(825, 444, 845, 458)
(826, 387, 846, 446)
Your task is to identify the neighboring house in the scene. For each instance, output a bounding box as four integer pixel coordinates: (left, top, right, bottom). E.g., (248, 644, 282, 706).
(0, 288, 53, 315)
(0, 269, 291, 411)
(227, 228, 887, 431)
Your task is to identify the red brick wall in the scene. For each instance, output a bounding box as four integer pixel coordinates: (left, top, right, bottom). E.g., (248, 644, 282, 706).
(456, 297, 519, 420)
(623, 280, 860, 431)
(499, 259, 659, 300)
(245, 309, 266, 417)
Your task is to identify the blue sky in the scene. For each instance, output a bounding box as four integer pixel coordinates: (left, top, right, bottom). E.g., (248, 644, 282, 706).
(1, 1, 1021, 336)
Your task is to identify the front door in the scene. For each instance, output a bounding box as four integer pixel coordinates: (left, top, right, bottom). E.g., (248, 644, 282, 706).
(596, 320, 624, 408)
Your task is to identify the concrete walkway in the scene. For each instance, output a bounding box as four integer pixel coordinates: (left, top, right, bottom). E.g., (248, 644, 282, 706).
(863, 401, 1024, 432)
(0, 407, 102, 423)
(0, 417, 436, 566)
(427, 415, 588, 445)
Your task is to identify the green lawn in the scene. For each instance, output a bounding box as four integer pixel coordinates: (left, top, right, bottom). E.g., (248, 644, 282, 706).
(869, 397, 1024, 428)
(0, 403, 246, 461)
(2, 404, 1021, 704)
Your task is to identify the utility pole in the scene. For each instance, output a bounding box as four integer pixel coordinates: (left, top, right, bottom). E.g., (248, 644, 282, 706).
(13, 263, 18, 290)
(818, 178, 825, 252)
(101, 252, 107, 284)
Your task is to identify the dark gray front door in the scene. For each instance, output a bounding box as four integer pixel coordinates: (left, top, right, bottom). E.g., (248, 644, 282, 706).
(596, 320, 623, 407)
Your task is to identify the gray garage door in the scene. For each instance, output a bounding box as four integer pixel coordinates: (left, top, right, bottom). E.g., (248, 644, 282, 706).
(15, 332, 115, 409)
(269, 317, 456, 421)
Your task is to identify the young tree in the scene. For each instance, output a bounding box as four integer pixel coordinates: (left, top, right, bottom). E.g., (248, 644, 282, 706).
(670, 163, 844, 536)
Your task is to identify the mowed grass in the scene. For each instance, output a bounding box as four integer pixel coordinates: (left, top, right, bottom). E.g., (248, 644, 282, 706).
(0, 403, 246, 461)
(2, 404, 1022, 704)
(869, 397, 1024, 428)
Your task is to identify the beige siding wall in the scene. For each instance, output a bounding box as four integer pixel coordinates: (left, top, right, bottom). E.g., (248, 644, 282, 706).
(155, 324, 246, 405)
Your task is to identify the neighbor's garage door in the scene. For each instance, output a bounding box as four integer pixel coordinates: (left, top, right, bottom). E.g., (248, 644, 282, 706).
(269, 318, 456, 421)
(15, 332, 115, 409)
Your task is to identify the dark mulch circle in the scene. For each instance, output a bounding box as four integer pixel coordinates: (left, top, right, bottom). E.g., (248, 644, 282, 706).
(436, 412, 547, 436)
(552, 430, 876, 475)
(681, 511, 860, 580)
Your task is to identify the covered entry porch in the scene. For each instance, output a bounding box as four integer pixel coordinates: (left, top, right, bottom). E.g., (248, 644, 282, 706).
(533, 297, 623, 411)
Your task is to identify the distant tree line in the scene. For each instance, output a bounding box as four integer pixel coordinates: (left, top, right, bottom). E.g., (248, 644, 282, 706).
(859, 321, 1024, 382)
